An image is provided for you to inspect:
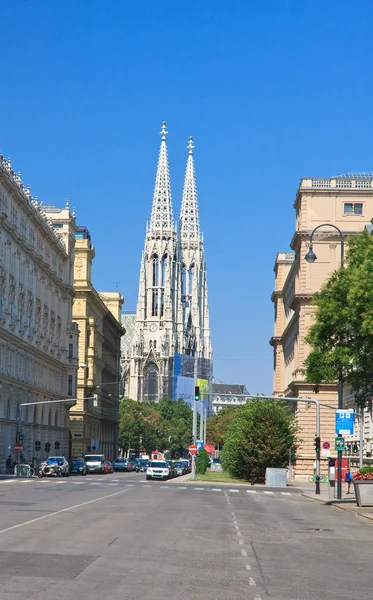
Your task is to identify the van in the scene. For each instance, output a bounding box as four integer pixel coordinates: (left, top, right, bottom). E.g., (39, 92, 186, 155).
(84, 454, 105, 474)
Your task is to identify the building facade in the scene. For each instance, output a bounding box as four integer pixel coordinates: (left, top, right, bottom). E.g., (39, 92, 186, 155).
(270, 174, 373, 475)
(0, 157, 78, 471)
(70, 226, 124, 459)
(123, 124, 212, 403)
(212, 384, 249, 414)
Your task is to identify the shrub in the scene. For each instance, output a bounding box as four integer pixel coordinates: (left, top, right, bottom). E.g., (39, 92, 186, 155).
(196, 449, 210, 474)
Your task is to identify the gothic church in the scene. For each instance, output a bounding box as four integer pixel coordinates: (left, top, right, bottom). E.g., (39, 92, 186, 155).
(122, 123, 212, 402)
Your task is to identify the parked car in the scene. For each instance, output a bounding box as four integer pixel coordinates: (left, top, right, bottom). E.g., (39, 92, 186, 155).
(146, 460, 170, 481)
(84, 454, 105, 474)
(70, 458, 87, 476)
(179, 459, 191, 473)
(47, 456, 70, 477)
(175, 462, 186, 476)
(103, 461, 114, 474)
(131, 459, 141, 472)
(166, 460, 177, 478)
(113, 458, 132, 472)
(136, 459, 149, 472)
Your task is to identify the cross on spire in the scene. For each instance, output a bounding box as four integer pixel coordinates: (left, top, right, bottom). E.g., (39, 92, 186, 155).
(180, 136, 200, 243)
(149, 121, 173, 233)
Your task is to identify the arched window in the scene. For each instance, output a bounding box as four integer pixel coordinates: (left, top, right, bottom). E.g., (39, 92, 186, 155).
(143, 363, 158, 403)
(152, 255, 159, 287)
(161, 255, 167, 287)
(181, 265, 186, 296)
(189, 264, 194, 295)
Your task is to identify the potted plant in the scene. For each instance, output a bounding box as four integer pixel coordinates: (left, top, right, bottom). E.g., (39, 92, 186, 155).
(353, 466, 373, 506)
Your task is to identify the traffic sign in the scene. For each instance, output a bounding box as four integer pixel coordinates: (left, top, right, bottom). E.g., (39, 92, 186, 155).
(189, 444, 198, 455)
(335, 437, 345, 451)
(323, 441, 330, 450)
(336, 409, 354, 435)
(196, 440, 204, 450)
(14, 443, 23, 453)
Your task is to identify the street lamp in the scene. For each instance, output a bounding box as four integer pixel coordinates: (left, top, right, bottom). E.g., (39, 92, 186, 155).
(305, 223, 345, 500)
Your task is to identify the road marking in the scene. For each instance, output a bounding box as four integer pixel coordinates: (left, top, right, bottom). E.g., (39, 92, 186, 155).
(108, 483, 119, 486)
(254, 595, 262, 600)
(89, 482, 102, 486)
(237, 531, 242, 536)
(241, 549, 247, 557)
(231, 512, 235, 516)
(177, 486, 187, 489)
(72, 481, 85, 485)
(211, 488, 221, 492)
(249, 578, 256, 586)
(263, 491, 274, 495)
(195, 487, 204, 490)
(125, 484, 135, 487)
(246, 490, 257, 494)
(281, 492, 291, 495)
(160, 486, 170, 489)
(0, 488, 132, 535)
(234, 525, 239, 530)
(245, 564, 251, 570)
(142, 484, 152, 487)
(229, 489, 239, 492)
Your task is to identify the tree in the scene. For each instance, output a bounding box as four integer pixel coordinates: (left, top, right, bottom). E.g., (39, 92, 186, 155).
(118, 398, 145, 456)
(220, 399, 298, 481)
(206, 407, 237, 448)
(305, 229, 373, 408)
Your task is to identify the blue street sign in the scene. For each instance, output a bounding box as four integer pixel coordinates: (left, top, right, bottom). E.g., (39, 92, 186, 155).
(336, 409, 354, 435)
(196, 440, 204, 450)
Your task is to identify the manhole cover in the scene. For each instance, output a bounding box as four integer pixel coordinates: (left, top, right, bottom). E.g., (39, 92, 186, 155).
(307, 528, 332, 532)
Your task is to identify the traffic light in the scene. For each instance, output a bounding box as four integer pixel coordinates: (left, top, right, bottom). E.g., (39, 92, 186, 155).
(54, 441, 60, 450)
(19, 433, 23, 443)
(195, 386, 200, 401)
(353, 443, 358, 454)
(314, 436, 321, 453)
(45, 442, 51, 453)
(35, 440, 41, 451)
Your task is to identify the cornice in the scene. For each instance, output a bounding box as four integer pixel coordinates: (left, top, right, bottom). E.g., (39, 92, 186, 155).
(0, 324, 71, 370)
(73, 286, 123, 333)
(269, 336, 281, 347)
(289, 293, 314, 311)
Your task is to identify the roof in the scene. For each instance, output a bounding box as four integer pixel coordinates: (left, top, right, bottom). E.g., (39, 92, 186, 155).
(212, 383, 247, 395)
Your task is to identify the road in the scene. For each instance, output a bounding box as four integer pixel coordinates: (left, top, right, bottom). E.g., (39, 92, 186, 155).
(0, 473, 371, 600)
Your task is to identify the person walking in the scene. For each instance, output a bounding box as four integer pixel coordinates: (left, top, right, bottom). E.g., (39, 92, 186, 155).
(5, 455, 12, 475)
(345, 467, 353, 494)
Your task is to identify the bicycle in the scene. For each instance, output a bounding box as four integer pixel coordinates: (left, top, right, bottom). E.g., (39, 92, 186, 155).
(308, 473, 328, 483)
(14, 464, 36, 477)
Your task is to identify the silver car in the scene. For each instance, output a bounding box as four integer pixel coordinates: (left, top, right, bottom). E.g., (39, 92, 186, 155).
(47, 456, 70, 477)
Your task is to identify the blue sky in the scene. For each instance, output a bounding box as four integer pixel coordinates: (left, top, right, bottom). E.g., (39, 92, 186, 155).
(1, 1, 373, 394)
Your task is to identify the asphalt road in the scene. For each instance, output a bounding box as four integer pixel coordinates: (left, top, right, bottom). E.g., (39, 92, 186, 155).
(0, 472, 371, 600)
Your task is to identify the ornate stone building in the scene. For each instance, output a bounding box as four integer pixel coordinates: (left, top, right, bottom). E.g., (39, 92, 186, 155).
(70, 226, 124, 458)
(123, 123, 212, 402)
(0, 157, 78, 471)
(270, 174, 373, 475)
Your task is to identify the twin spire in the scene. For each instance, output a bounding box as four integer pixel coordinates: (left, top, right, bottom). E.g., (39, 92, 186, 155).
(149, 122, 200, 242)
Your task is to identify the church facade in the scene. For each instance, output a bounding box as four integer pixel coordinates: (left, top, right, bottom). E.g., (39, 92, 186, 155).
(122, 123, 212, 403)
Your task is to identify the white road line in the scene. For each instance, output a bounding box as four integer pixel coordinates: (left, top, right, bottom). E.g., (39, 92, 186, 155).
(245, 564, 251, 570)
(20, 480, 33, 483)
(125, 484, 135, 487)
(241, 549, 247, 557)
(195, 487, 204, 490)
(249, 578, 256, 586)
(89, 482, 102, 486)
(211, 488, 221, 492)
(177, 486, 187, 490)
(108, 483, 119, 486)
(231, 512, 235, 516)
(263, 491, 274, 495)
(72, 481, 85, 485)
(281, 492, 291, 495)
(234, 525, 239, 530)
(229, 489, 239, 492)
(246, 490, 257, 494)
(0, 488, 132, 535)
(160, 486, 170, 489)
(237, 531, 242, 536)
(142, 484, 152, 487)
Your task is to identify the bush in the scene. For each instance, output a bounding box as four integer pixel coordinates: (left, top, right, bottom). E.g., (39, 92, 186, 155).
(353, 466, 373, 480)
(196, 449, 210, 474)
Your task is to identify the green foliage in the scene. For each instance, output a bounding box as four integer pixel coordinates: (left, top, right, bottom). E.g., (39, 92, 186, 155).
(220, 399, 298, 482)
(118, 397, 193, 456)
(206, 407, 238, 448)
(196, 448, 210, 474)
(357, 466, 373, 475)
(305, 230, 373, 407)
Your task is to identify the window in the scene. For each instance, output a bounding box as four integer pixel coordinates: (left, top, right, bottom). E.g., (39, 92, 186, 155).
(344, 202, 363, 215)
(189, 264, 194, 295)
(161, 255, 167, 286)
(181, 265, 186, 295)
(152, 255, 159, 287)
(68, 343, 73, 358)
(152, 290, 158, 316)
(68, 375, 73, 396)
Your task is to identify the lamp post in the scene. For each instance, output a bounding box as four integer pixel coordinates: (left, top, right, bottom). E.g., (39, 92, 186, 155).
(305, 223, 345, 500)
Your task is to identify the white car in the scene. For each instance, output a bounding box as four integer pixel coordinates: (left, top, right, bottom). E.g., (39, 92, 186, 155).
(146, 460, 170, 481)
(47, 456, 70, 476)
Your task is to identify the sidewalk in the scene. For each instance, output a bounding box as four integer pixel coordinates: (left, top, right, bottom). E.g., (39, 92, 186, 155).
(300, 481, 373, 522)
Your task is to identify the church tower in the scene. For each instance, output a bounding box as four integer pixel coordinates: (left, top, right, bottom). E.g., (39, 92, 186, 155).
(123, 125, 212, 403)
(126, 122, 180, 401)
(178, 137, 212, 360)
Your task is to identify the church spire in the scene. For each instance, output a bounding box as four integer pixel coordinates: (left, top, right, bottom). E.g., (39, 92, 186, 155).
(180, 136, 200, 243)
(149, 121, 174, 233)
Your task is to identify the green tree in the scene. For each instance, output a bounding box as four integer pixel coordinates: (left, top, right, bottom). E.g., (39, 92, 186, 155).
(196, 448, 210, 474)
(220, 399, 298, 481)
(206, 407, 237, 448)
(305, 229, 373, 408)
(118, 398, 145, 455)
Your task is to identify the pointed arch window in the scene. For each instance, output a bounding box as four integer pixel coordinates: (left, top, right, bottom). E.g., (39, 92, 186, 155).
(152, 255, 159, 287)
(144, 362, 158, 403)
(161, 255, 167, 287)
(189, 264, 194, 295)
(181, 265, 187, 296)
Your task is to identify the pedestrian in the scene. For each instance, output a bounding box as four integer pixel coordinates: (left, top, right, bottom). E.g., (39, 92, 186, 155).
(345, 467, 353, 494)
(5, 455, 12, 475)
(250, 471, 255, 486)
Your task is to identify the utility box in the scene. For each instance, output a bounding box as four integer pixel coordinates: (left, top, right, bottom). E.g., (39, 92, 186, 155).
(265, 468, 287, 487)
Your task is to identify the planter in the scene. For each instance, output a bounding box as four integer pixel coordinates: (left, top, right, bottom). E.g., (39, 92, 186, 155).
(353, 480, 373, 507)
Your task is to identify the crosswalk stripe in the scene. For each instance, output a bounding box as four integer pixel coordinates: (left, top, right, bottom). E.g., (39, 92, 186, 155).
(211, 488, 222, 492)
(229, 489, 239, 492)
(246, 490, 257, 493)
(281, 492, 291, 495)
(263, 491, 274, 494)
